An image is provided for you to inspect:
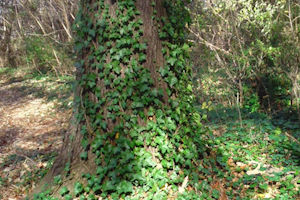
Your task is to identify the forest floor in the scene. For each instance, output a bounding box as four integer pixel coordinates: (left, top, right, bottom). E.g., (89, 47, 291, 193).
(0, 67, 73, 199)
(0, 67, 299, 199)
(198, 107, 300, 199)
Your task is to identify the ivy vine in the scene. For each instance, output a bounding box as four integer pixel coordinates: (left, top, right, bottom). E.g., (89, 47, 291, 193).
(31, 0, 205, 199)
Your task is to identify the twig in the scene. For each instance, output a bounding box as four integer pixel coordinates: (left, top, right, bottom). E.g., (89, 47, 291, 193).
(187, 27, 231, 56)
(284, 132, 300, 145)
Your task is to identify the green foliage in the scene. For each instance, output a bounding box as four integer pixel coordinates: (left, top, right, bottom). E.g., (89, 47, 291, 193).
(24, 36, 72, 75)
(25, 36, 54, 73)
(205, 107, 300, 199)
(191, 0, 300, 113)
(59, 186, 69, 196)
(243, 86, 260, 113)
(53, 175, 62, 185)
(0, 67, 17, 77)
(32, 189, 58, 200)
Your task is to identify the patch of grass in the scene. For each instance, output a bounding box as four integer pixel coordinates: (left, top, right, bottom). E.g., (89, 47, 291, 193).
(0, 67, 18, 78)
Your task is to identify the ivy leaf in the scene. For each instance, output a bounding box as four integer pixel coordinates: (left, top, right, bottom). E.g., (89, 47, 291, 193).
(96, 167, 107, 179)
(139, 54, 147, 63)
(113, 78, 121, 86)
(89, 29, 96, 37)
(64, 162, 70, 173)
(96, 63, 103, 70)
(143, 154, 156, 167)
(106, 41, 112, 48)
(79, 195, 85, 200)
(97, 46, 105, 54)
(159, 31, 168, 39)
(169, 77, 178, 87)
(74, 182, 84, 196)
(97, 19, 106, 28)
(187, 84, 193, 92)
(159, 67, 168, 77)
(167, 57, 177, 66)
(112, 61, 121, 75)
(101, 121, 107, 130)
(140, 84, 149, 92)
(102, 181, 115, 192)
(92, 184, 101, 194)
(166, 117, 176, 131)
(65, 194, 72, 200)
(120, 28, 125, 35)
(259, 183, 268, 191)
(212, 189, 220, 199)
(182, 43, 190, 52)
(53, 175, 62, 185)
(151, 88, 158, 97)
(161, 159, 169, 168)
(139, 43, 147, 51)
(113, 54, 121, 61)
(81, 138, 89, 150)
(59, 186, 69, 196)
(104, 79, 110, 86)
(117, 181, 133, 194)
(155, 136, 164, 146)
(120, 152, 134, 164)
(80, 151, 88, 160)
(131, 102, 144, 109)
(137, 19, 143, 25)
(88, 81, 96, 88)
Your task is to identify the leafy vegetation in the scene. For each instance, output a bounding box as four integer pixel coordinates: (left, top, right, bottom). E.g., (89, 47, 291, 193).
(0, 0, 76, 75)
(203, 106, 299, 199)
(190, 0, 300, 117)
(24, 36, 73, 75)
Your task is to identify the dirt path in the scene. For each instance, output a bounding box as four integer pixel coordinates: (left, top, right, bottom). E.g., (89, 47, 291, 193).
(0, 75, 72, 199)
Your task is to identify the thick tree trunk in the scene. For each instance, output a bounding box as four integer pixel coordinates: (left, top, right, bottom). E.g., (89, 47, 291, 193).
(31, 0, 204, 199)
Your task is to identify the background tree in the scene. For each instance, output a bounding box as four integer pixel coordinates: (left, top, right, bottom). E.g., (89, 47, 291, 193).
(31, 0, 205, 199)
(0, 0, 78, 74)
(189, 0, 300, 118)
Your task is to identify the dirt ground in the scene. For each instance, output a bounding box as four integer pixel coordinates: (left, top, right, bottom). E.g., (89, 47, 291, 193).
(0, 74, 72, 199)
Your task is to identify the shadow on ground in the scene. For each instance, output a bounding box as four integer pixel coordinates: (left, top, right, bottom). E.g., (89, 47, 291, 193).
(0, 71, 73, 199)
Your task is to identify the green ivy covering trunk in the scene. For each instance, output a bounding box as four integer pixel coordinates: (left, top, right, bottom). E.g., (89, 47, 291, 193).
(31, 0, 206, 199)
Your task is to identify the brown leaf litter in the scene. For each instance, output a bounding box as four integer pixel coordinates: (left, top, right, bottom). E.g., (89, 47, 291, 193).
(0, 76, 72, 199)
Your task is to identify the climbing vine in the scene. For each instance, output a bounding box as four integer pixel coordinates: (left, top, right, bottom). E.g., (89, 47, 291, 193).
(31, 0, 206, 199)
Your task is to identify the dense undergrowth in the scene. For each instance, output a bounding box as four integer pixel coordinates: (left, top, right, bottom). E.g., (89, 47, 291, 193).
(200, 105, 300, 199)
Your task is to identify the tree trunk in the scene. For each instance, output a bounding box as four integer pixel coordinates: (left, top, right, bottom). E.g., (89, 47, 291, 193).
(0, 20, 16, 67)
(31, 0, 204, 199)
